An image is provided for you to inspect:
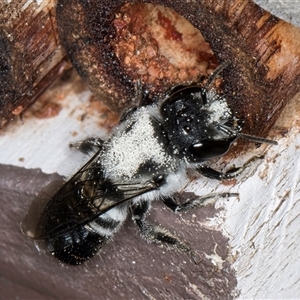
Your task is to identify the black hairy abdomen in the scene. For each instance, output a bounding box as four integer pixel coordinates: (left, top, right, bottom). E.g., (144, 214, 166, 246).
(50, 230, 109, 265)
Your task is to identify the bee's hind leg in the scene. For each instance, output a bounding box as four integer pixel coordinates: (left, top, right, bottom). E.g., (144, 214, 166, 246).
(131, 200, 199, 263)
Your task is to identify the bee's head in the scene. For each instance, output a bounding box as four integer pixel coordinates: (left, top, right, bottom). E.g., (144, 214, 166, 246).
(160, 85, 239, 162)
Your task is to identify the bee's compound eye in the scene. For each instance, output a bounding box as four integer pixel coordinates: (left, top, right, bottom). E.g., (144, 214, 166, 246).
(190, 140, 233, 160)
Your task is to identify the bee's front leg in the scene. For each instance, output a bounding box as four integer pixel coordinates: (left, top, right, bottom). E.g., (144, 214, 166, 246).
(197, 165, 243, 180)
(197, 155, 264, 180)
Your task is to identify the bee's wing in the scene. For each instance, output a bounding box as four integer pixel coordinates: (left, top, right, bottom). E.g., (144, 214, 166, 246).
(21, 150, 156, 243)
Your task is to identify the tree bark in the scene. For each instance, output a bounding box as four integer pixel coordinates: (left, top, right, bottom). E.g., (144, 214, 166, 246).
(0, 0, 68, 128)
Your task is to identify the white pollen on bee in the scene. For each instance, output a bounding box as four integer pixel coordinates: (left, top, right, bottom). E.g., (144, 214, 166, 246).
(206, 91, 231, 124)
(103, 107, 173, 178)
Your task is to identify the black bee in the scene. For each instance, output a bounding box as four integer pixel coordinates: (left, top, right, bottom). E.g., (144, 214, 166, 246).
(21, 62, 277, 265)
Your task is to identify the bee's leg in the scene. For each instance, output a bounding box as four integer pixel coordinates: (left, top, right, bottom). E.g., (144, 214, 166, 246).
(134, 79, 143, 104)
(69, 137, 105, 154)
(197, 155, 263, 180)
(131, 200, 199, 263)
(197, 165, 243, 180)
(162, 193, 238, 213)
(120, 80, 150, 121)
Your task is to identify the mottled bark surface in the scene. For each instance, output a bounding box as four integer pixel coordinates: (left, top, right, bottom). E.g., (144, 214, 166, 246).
(0, 1, 69, 127)
(57, 0, 300, 137)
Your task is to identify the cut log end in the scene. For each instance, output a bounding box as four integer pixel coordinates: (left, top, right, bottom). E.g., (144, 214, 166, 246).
(56, 0, 300, 141)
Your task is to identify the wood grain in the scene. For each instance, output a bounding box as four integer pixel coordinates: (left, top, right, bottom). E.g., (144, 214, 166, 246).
(0, 0, 67, 128)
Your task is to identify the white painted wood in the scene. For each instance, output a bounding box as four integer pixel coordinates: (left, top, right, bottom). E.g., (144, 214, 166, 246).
(0, 89, 107, 176)
(254, 0, 300, 27)
(230, 2, 300, 297)
(226, 128, 300, 299)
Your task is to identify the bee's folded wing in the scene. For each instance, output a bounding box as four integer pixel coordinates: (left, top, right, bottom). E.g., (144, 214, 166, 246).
(21, 151, 157, 244)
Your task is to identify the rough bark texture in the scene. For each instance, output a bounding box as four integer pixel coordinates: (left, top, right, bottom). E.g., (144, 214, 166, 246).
(2, 0, 300, 138)
(0, 0, 67, 128)
(56, 0, 300, 138)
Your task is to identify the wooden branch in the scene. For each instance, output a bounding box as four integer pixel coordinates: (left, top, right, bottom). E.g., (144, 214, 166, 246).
(2, 0, 300, 138)
(0, 0, 67, 128)
(56, 0, 300, 139)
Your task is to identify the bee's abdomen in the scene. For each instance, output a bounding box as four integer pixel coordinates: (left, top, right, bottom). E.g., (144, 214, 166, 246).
(48, 207, 127, 265)
(50, 230, 110, 265)
(87, 215, 123, 237)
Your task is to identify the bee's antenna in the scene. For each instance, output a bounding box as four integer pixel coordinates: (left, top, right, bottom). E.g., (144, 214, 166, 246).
(239, 133, 278, 145)
(205, 60, 231, 90)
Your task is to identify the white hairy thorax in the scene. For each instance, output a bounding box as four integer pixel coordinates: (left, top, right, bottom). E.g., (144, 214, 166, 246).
(103, 106, 175, 179)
